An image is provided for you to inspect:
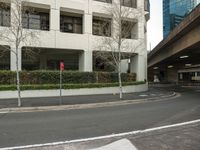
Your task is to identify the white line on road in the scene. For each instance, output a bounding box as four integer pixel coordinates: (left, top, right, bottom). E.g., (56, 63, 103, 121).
(0, 111, 9, 114)
(1, 119, 200, 150)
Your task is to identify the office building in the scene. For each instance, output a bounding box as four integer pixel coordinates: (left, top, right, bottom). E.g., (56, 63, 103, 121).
(0, 0, 150, 81)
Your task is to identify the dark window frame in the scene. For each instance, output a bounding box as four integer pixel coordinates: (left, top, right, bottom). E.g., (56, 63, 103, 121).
(22, 8, 50, 31)
(60, 15, 83, 34)
(0, 3, 10, 27)
(93, 16, 112, 37)
(121, 20, 137, 39)
(94, 0, 112, 4)
(121, 0, 137, 8)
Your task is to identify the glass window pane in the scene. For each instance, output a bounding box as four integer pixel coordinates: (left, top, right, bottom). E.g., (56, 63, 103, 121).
(95, 0, 112, 3)
(22, 7, 49, 31)
(93, 18, 111, 36)
(124, 0, 132, 7)
(65, 17, 73, 23)
(132, 0, 137, 8)
(60, 14, 82, 34)
(22, 14, 28, 28)
(41, 15, 49, 30)
(74, 24, 82, 33)
(2, 10, 10, 26)
(29, 14, 40, 29)
(74, 18, 82, 24)
(0, 11, 2, 26)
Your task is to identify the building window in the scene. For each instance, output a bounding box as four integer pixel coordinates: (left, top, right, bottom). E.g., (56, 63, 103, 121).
(0, 3, 10, 27)
(22, 7, 50, 31)
(60, 12, 83, 34)
(122, 20, 138, 39)
(144, 0, 150, 11)
(93, 16, 111, 37)
(94, 0, 112, 3)
(0, 47, 10, 70)
(121, 0, 137, 8)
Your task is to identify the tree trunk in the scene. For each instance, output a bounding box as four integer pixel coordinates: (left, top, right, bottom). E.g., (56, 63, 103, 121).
(118, 64, 123, 99)
(16, 50, 21, 107)
(118, 1, 123, 99)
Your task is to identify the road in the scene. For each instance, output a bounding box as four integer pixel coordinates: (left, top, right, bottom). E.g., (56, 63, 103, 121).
(0, 86, 200, 148)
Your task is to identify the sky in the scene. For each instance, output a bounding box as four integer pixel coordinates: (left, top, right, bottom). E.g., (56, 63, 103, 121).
(147, 0, 163, 51)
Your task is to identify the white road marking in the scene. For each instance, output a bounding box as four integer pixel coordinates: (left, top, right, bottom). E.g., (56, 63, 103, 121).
(90, 139, 138, 150)
(1, 119, 200, 150)
(0, 111, 9, 114)
(139, 94, 148, 97)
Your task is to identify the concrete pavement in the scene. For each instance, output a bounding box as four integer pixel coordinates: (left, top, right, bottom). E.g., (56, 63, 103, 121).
(0, 87, 174, 109)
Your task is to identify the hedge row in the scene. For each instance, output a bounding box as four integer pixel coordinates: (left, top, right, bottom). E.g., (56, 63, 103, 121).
(0, 71, 136, 85)
(0, 81, 145, 91)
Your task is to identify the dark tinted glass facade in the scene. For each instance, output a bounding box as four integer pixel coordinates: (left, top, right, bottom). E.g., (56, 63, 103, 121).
(163, 0, 200, 38)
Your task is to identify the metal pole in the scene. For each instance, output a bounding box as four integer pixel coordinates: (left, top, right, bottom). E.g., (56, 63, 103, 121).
(59, 69, 62, 105)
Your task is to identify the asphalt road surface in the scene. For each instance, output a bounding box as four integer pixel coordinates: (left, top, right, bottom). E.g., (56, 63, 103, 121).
(0, 86, 200, 148)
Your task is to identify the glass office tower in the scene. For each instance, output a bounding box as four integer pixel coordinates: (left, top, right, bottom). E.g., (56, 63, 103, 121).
(163, 0, 200, 38)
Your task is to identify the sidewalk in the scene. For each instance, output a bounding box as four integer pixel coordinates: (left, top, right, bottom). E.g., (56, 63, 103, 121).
(23, 121, 200, 150)
(0, 87, 174, 109)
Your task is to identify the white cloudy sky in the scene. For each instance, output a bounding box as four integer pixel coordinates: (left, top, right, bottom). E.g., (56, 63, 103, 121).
(147, 0, 163, 50)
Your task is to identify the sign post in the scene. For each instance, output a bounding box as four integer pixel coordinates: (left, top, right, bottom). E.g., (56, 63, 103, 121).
(60, 61, 64, 105)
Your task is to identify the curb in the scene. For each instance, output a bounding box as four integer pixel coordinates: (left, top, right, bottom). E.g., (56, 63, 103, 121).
(0, 92, 178, 114)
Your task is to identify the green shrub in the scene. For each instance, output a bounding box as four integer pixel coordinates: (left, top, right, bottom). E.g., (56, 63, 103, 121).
(0, 71, 16, 85)
(0, 71, 136, 85)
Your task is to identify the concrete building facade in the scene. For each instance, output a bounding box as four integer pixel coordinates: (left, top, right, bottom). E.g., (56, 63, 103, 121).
(0, 0, 149, 81)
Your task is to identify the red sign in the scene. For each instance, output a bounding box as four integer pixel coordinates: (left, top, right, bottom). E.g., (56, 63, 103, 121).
(60, 62, 64, 71)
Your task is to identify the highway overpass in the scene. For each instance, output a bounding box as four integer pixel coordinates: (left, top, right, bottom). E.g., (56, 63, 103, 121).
(148, 4, 200, 84)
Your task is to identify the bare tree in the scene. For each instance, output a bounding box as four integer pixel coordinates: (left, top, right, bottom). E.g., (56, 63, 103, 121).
(0, 0, 40, 107)
(94, 0, 144, 99)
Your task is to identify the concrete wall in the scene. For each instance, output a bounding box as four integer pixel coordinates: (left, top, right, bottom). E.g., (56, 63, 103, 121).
(0, 84, 148, 99)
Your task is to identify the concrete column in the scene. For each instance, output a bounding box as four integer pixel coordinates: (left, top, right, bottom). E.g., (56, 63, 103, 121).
(50, 8, 60, 31)
(79, 51, 92, 72)
(130, 54, 146, 81)
(120, 59, 129, 73)
(82, 2, 93, 72)
(83, 14, 92, 34)
(10, 47, 22, 71)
